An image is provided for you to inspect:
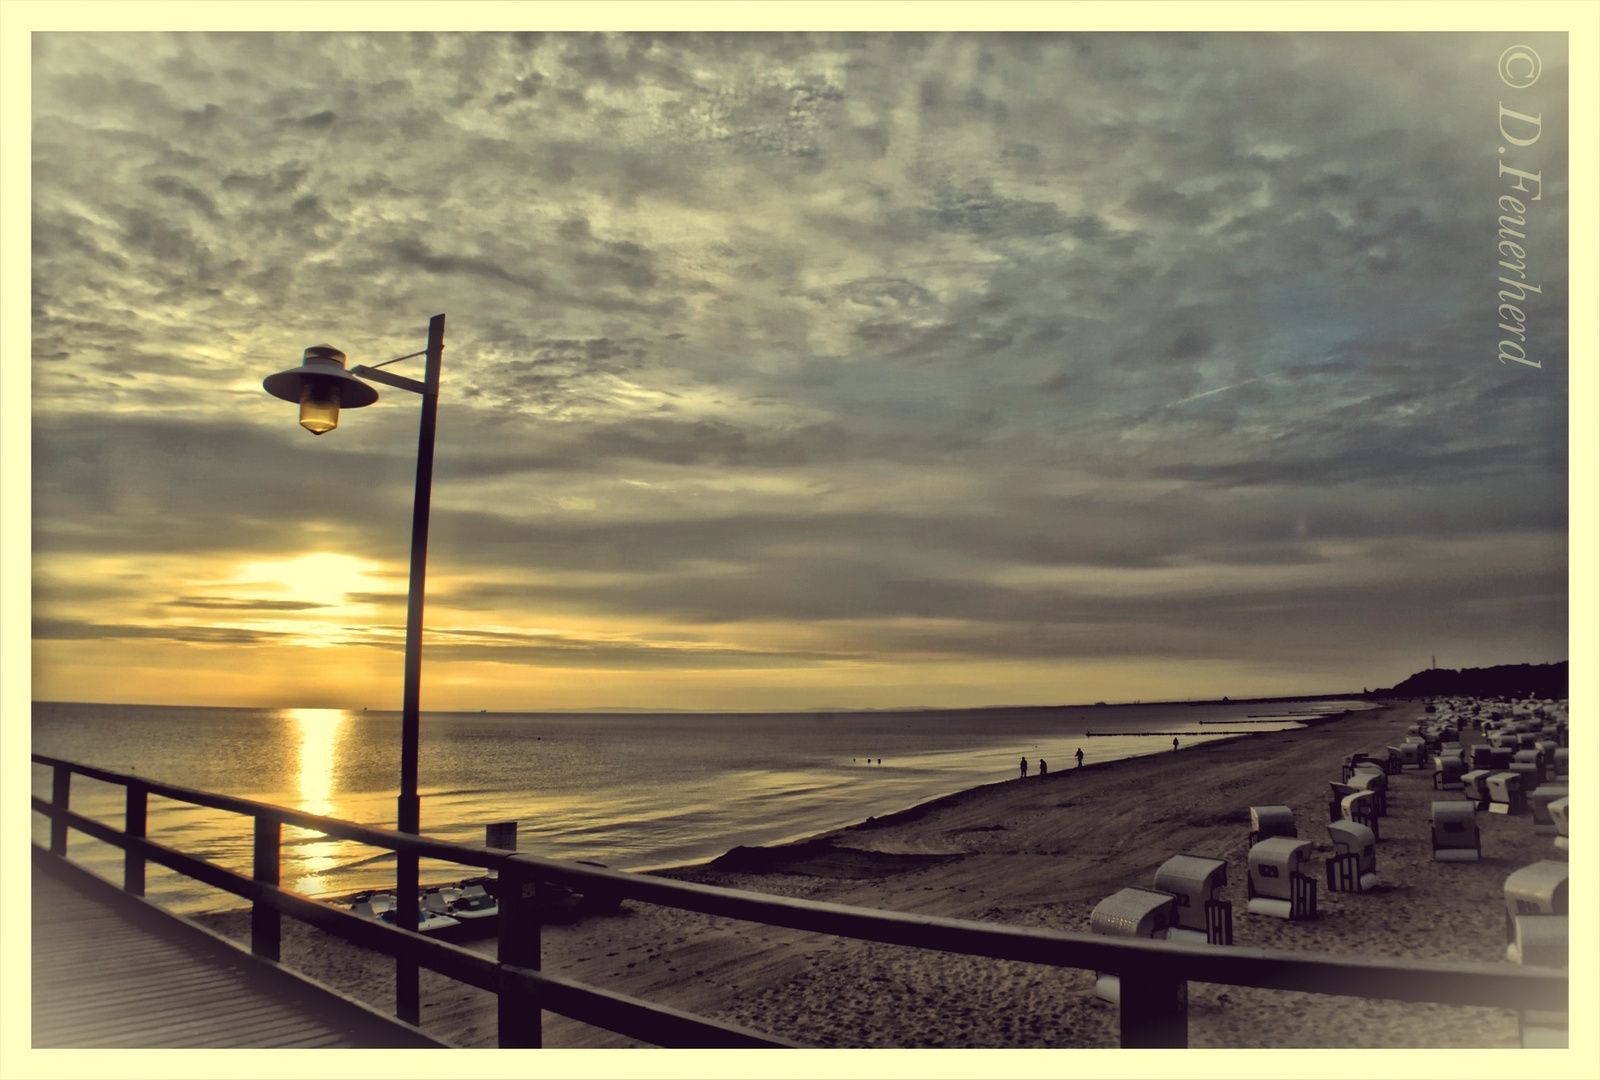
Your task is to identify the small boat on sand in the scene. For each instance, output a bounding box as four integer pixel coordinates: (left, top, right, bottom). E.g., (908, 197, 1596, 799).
(349, 893, 461, 934)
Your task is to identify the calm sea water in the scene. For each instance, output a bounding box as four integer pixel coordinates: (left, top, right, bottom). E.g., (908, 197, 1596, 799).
(31, 699, 1368, 913)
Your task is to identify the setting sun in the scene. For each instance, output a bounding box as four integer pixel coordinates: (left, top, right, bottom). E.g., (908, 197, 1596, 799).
(231, 552, 389, 611)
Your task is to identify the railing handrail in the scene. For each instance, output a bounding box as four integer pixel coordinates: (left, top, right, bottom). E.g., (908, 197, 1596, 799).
(31, 752, 1570, 1046)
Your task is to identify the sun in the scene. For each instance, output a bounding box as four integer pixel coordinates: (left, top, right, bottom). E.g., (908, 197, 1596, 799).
(232, 552, 390, 609)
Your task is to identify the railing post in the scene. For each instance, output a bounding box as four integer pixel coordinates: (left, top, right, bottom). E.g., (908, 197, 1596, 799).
(50, 765, 71, 855)
(124, 782, 148, 895)
(1117, 960, 1188, 1048)
(498, 859, 543, 1048)
(252, 815, 281, 962)
(396, 850, 421, 1026)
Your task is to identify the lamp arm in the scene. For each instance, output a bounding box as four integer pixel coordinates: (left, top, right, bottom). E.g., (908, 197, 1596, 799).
(350, 364, 430, 396)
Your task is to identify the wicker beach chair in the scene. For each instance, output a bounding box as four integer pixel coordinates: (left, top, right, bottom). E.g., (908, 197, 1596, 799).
(1246, 837, 1317, 920)
(1431, 801, 1480, 862)
(1549, 796, 1569, 852)
(1485, 772, 1527, 815)
(1151, 854, 1231, 945)
(1529, 786, 1569, 837)
(1433, 754, 1465, 791)
(1089, 887, 1177, 1003)
(1339, 791, 1380, 840)
(1503, 860, 1569, 951)
(1247, 804, 1296, 847)
(1509, 915, 1569, 1047)
(1325, 820, 1378, 891)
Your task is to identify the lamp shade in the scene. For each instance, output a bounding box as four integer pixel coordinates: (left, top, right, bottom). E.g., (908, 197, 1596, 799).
(263, 345, 380, 435)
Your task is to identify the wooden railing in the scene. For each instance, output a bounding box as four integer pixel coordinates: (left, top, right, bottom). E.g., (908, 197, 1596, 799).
(32, 753, 1567, 1049)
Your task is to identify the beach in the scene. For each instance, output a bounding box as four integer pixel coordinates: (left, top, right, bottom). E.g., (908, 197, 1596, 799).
(192, 699, 1563, 1048)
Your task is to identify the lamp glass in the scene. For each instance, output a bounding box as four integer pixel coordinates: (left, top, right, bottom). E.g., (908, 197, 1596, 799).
(298, 378, 340, 435)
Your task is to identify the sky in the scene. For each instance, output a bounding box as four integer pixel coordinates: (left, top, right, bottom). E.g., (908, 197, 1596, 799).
(17, 19, 1589, 712)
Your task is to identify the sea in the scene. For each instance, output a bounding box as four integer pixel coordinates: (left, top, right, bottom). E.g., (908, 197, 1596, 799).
(30, 698, 1371, 914)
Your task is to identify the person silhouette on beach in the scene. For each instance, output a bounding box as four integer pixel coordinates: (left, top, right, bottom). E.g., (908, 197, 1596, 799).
(1075, 747, 1084, 768)
(1020, 757, 1028, 778)
(1172, 737, 1180, 751)
(1039, 758, 1048, 777)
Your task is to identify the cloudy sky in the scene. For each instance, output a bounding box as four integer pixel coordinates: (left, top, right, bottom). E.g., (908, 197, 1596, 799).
(23, 26, 1578, 712)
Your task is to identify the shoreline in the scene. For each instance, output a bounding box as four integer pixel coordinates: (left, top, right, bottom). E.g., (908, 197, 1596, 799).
(184, 696, 1573, 1049)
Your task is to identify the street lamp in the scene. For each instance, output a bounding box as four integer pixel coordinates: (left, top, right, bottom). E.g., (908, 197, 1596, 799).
(263, 313, 444, 1025)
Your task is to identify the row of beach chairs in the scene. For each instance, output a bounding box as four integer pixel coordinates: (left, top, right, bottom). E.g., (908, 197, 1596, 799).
(1085, 698, 1569, 1041)
(1406, 699, 1571, 1046)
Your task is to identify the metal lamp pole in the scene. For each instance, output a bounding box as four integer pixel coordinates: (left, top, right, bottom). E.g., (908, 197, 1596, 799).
(263, 313, 445, 1026)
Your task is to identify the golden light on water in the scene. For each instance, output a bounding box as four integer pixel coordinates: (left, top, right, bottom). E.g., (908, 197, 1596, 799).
(285, 707, 349, 894)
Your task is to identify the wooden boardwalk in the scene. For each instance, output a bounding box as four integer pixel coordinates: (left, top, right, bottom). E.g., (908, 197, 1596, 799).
(31, 851, 448, 1049)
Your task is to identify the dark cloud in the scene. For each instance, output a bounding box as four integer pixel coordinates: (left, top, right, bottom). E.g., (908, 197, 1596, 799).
(165, 597, 331, 612)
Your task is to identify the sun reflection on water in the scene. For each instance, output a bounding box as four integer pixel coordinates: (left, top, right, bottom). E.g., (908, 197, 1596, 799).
(284, 707, 349, 896)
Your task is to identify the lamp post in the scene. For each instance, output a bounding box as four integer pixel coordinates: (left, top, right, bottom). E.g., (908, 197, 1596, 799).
(263, 313, 444, 1025)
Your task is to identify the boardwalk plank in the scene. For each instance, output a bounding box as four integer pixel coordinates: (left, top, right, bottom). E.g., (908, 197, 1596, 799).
(32, 852, 448, 1049)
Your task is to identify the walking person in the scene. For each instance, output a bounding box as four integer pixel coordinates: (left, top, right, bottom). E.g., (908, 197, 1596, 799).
(1039, 758, 1048, 777)
(1172, 736, 1180, 751)
(1075, 747, 1084, 768)
(1019, 756, 1028, 778)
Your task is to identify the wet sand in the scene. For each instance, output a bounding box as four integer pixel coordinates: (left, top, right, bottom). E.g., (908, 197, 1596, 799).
(193, 700, 1567, 1049)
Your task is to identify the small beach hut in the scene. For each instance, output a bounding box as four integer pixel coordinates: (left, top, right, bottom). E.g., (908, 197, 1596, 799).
(1529, 786, 1569, 836)
(1325, 820, 1378, 891)
(1248, 804, 1296, 846)
(1246, 837, 1317, 920)
(1152, 854, 1231, 945)
(1089, 887, 1177, 1003)
(1431, 802, 1480, 862)
(1486, 772, 1527, 815)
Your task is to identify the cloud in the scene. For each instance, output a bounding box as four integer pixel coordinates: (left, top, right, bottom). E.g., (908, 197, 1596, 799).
(28, 31, 1572, 707)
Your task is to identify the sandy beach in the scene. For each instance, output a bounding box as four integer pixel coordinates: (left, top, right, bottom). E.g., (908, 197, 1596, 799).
(193, 700, 1565, 1049)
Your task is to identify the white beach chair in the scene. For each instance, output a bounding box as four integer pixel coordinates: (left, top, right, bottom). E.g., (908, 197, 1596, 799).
(1325, 820, 1378, 892)
(1152, 854, 1231, 945)
(1552, 747, 1568, 781)
(1431, 801, 1480, 862)
(1504, 861, 1569, 955)
(1246, 837, 1317, 920)
(1349, 768, 1387, 814)
(1512, 748, 1546, 784)
(1529, 786, 1568, 837)
(1247, 805, 1296, 846)
(1433, 755, 1465, 791)
(1509, 916, 1569, 1047)
(1549, 796, 1568, 852)
(1089, 887, 1177, 1003)
(1461, 769, 1494, 808)
(1339, 791, 1380, 840)
(1485, 772, 1526, 815)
